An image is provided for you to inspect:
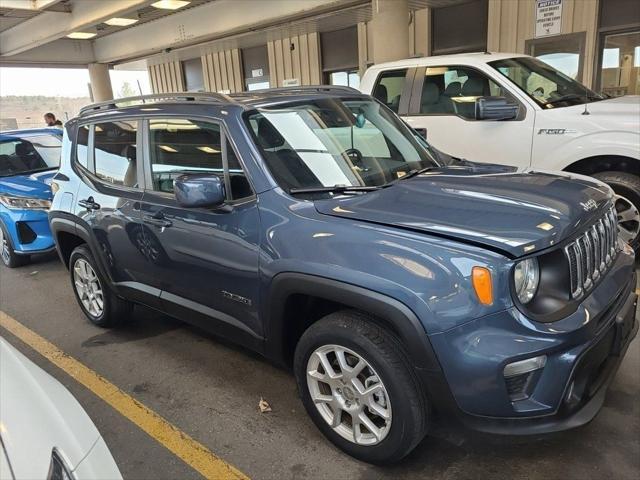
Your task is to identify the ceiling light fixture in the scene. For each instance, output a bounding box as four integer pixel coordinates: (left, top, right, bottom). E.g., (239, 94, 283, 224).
(66, 32, 97, 39)
(104, 17, 139, 27)
(151, 0, 191, 10)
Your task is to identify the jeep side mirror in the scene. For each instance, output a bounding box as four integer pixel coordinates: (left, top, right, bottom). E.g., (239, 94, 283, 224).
(474, 96, 518, 121)
(174, 174, 226, 208)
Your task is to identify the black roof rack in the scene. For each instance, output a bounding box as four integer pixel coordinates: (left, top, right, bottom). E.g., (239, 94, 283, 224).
(79, 92, 235, 116)
(231, 85, 361, 96)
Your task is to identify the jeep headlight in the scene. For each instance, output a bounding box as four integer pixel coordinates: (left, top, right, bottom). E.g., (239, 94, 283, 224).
(513, 258, 539, 304)
(0, 194, 51, 210)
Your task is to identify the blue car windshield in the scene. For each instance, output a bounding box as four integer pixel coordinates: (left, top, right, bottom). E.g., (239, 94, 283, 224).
(0, 134, 62, 177)
(245, 98, 439, 192)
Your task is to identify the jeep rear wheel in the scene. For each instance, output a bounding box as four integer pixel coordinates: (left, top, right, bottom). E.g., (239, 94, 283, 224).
(594, 171, 640, 252)
(294, 310, 427, 464)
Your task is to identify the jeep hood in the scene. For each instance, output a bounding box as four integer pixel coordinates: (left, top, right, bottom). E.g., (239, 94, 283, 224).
(0, 170, 55, 200)
(314, 167, 613, 258)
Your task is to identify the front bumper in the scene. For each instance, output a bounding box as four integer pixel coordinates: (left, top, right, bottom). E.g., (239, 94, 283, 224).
(0, 207, 55, 254)
(424, 250, 637, 435)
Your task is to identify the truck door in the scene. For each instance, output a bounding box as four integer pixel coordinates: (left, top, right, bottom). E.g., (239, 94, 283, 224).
(401, 65, 535, 169)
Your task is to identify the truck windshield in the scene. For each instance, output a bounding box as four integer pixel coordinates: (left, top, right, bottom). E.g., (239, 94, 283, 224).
(245, 98, 439, 193)
(489, 57, 604, 109)
(0, 133, 61, 177)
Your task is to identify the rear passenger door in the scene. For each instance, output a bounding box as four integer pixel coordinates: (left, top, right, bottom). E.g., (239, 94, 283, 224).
(138, 116, 262, 346)
(402, 65, 534, 168)
(72, 119, 156, 306)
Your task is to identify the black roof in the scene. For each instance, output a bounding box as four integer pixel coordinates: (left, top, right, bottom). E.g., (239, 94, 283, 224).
(79, 86, 368, 117)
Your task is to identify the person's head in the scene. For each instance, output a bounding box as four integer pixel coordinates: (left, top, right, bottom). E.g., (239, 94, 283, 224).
(44, 113, 56, 126)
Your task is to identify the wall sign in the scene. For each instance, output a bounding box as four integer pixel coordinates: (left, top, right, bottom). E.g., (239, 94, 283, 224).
(535, 0, 563, 38)
(251, 68, 263, 78)
(282, 78, 300, 87)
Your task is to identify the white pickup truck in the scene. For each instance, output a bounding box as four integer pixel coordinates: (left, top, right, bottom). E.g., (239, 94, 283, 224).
(360, 52, 640, 251)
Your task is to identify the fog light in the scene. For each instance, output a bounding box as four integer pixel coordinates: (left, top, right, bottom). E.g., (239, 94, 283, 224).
(504, 355, 547, 378)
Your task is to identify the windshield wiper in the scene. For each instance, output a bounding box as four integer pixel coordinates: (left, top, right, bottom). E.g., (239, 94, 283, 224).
(545, 93, 597, 106)
(289, 185, 383, 195)
(390, 166, 439, 184)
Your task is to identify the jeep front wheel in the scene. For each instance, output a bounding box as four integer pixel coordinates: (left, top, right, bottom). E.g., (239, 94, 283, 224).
(294, 310, 427, 464)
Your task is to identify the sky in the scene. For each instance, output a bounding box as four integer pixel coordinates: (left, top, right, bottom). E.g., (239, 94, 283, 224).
(0, 67, 151, 98)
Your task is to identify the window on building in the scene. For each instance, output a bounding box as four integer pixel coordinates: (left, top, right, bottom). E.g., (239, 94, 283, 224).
(417, 66, 513, 119)
(148, 118, 251, 200)
(76, 124, 90, 169)
(371, 69, 407, 112)
(94, 121, 138, 188)
(242, 45, 270, 91)
(321, 27, 359, 88)
(182, 57, 205, 92)
(431, 0, 488, 55)
(525, 32, 586, 81)
(596, 0, 640, 95)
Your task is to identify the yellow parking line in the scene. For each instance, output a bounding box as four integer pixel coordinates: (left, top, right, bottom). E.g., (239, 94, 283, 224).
(0, 311, 249, 480)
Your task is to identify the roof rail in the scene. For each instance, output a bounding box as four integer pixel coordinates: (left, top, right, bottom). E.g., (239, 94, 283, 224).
(79, 92, 235, 116)
(233, 85, 361, 96)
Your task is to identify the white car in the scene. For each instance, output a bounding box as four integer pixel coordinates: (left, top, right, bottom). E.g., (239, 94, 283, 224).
(360, 52, 640, 251)
(0, 337, 122, 480)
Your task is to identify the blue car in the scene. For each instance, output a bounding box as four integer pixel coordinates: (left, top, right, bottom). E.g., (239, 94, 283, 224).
(49, 90, 637, 464)
(0, 128, 62, 267)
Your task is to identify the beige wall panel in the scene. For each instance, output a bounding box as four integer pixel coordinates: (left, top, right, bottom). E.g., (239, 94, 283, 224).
(267, 41, 278, 87)
(169, 61, 178, 91)
(357, 22, 368, 75)
(224, 49, 234, 91)
(414, 8, 429, 57)
(299, 34, 311, 84)
(212, 52, 223, 92)
(232, 48, 243, 92)
(500, 0, 518, 52)
(274, 38, 285, 87)
(308, 32, 321, 84)
(202, 53, 211, 91)
(487, 0, 501, 51)
(291, 36, 302, 83)
(160, 64, 169, 93)
(148, 65, 158, 93)
(283, 37, 293, 80)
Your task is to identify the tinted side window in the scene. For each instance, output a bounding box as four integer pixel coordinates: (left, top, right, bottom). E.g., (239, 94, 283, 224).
(419, 66, 513, 119)
(372, 69, 407, 113)
(76, 124, 90, 169)
(94, 120, 139, 188)
(148, 118, 252, 200)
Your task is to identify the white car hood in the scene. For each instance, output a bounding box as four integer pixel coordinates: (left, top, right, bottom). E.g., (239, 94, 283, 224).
(554, 95, 640, 131)
(0, 337, 101, 478)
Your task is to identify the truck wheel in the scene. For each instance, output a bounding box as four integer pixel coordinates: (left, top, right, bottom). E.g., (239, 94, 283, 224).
(0, 222, 28, 268)
(69, 245, 133, 327)
(593, 171, 640, 252)
(294, 310, 427, 464)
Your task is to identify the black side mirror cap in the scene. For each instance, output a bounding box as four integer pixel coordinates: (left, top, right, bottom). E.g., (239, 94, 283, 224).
(174, 174, 226, 208)
(474, 96, 519, 121)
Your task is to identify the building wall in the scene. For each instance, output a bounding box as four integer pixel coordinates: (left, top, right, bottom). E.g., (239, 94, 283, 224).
(202, 48, 243, 93)
(267, 32, 322, 87)
(147, 0, 604, 93)
(487, 0, 599, 86)
(148, 61, 185, 93)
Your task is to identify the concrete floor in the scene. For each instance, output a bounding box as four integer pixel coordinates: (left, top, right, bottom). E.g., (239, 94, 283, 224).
(1, 254, 639, 480)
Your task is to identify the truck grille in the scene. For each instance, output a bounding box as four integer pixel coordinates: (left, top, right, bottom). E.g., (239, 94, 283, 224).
(564, 207, 619, 299)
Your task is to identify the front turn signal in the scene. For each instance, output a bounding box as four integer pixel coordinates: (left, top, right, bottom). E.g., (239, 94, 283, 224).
(472, 266, 493, 306)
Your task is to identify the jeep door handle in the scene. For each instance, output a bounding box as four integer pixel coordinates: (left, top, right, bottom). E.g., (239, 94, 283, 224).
(78, 197, 100, 211)
(143, 213, 172, 228)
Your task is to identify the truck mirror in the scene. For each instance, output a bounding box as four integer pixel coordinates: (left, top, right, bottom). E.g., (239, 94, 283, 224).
(474, 96, 518, 121)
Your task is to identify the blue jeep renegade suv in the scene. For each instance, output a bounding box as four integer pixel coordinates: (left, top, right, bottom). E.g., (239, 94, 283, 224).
(49, 89, 638, 464)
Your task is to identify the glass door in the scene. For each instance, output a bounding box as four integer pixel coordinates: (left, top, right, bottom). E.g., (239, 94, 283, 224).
(599, 31, 640, 97)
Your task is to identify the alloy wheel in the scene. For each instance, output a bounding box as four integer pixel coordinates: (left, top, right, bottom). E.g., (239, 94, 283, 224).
(73, 258, 104, 318)
(614, 194, 640, 244)
(306, 344, 392, 446)
(0, 227, 10, 265)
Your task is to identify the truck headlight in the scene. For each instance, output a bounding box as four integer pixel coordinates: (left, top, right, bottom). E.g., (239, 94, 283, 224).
(513, 258, 539, 304)
(0, 194, 51, 210)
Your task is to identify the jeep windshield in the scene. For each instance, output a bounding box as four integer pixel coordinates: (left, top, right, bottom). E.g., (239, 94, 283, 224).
(0, 134, 62, 177)
(245, 98, 439, 194)
(489, 57, 604, 109)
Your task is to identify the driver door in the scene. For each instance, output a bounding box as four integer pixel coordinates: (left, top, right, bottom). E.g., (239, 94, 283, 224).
(403, 65, 535, 169)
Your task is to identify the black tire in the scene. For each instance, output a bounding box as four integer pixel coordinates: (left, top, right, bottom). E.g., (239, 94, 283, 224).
(593, 171, 640, 252)
(0, 221, 29, 268)
(294, 310, 428, 464)
(69, 244, 133, 327)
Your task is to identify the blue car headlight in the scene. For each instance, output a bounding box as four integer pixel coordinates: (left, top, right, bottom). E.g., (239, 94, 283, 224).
(0, 194, 51, 210)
